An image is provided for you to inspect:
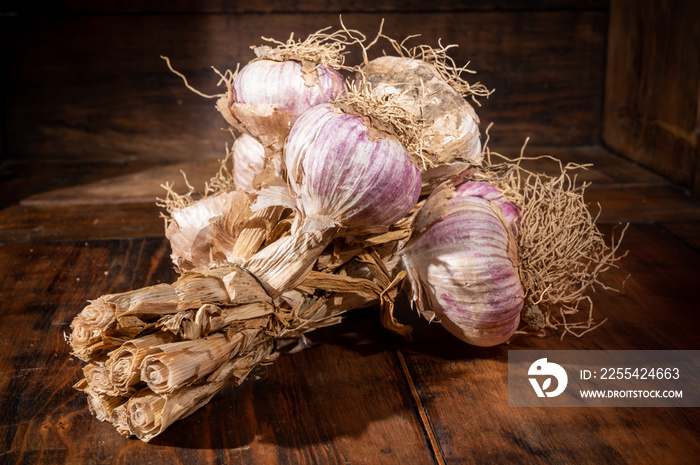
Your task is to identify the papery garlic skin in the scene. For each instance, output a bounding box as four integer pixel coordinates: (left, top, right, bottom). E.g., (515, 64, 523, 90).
(362, 56, 482, 165)
(234, 60, 346, 121)
(83, 362, 116, 396)
(285, 103, 422, 233)
(401, 185, 523, 346)
(232, 134, 266, 191)
(165, 191, 252, 271)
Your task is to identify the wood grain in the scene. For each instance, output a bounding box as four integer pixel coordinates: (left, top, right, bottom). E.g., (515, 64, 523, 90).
(585, 184, 700, 224)
(2, 3, 700, 462)
(0, 239, 174, 463)
(3, 10, 607, 164)
(0, 159, 220, 243)
(5, 0, 609, 14)
(0, 202, 164, 243)
(603, 0, 700, 196)
(660, 221, 700, 253)
(3, 205, 699, 463)
(391, 223, 700, 464)
(2, 160, 223, 208)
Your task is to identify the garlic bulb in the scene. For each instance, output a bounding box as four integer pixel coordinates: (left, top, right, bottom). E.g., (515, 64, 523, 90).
(241, 101, 422, 297)
(218, 59, 346, 153)
(234, 59, 346, 121)
(232, 134, 265, 191)
(285, 103, 422, 233)
(401, 181, 523, 346)
(361, 56, 482, 166)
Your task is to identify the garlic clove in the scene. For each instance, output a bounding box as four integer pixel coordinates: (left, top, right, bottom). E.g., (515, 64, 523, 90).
(232, 134, 266, 191)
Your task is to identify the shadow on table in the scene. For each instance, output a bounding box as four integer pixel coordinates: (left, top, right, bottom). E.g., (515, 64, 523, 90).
(151, 307, 420, 451)
(150, 300, 557, 451)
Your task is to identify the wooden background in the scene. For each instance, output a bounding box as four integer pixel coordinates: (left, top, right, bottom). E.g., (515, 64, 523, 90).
(2, 2, 610, 162)
(1, 1, 700, 463)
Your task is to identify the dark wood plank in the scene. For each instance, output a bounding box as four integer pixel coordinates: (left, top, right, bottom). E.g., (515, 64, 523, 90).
(5, 145, 699, 243)
(0, 238, 435, 464)
(3, 10, 607, 164)
(660, 220, 700, 253)
(2, 160, 222, 208)
(392, 223, 700, 464)
(602, 0, 700, 196)
(585, 184, 700, 224)
(0, 202, 164, 243)
(4, 0, 609, 14)
(0, 159, 221, 243)
(0, 160, 222, 209)
(498, 144, 668, 185)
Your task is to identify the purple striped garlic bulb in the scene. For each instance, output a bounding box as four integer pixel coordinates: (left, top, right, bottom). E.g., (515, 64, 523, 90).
(400, 181, 523, 346)
(218, 57, 346, 153)
(285, 103, 422, 233)
(234, 60, 346, 121)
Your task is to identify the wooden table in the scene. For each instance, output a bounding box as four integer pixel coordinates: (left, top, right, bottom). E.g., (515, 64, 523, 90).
(1, 145, 699, 464)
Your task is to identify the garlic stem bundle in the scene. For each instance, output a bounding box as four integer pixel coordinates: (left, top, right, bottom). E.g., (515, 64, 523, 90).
(68, 267, 275, 362)
(71, 265, 395, 441)
(122, 331, 274, 442)
(140, 332, 246, 393)
(125, 374, 230, 442)
(69, 298, 122, 361)
(109, 332, 177, 395)
(86, 391, 128, 423)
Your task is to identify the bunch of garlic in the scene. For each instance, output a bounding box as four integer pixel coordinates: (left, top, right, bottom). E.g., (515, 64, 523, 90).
(68, 23, 624, 442)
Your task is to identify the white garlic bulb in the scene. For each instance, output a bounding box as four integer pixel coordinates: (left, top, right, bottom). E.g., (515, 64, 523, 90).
(361, 56, 482, 166)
